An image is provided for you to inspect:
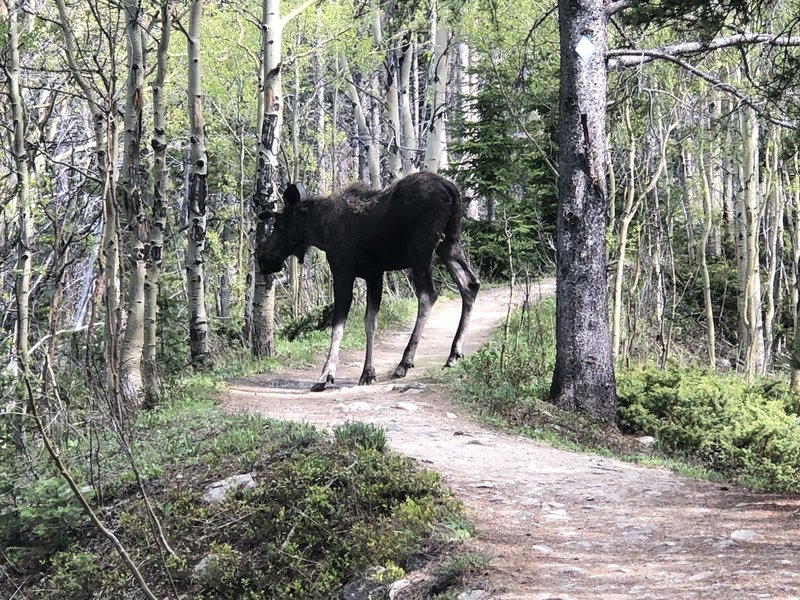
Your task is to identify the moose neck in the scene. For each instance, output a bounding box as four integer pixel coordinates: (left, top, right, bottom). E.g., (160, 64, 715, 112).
(302, 199, 337, 254)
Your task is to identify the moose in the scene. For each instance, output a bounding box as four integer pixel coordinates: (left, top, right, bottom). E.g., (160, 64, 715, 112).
(258, 171, 480, 392)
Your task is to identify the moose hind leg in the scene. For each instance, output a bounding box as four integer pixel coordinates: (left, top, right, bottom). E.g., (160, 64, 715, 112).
(359, 275, 383, 386)
(392, 267, 437, 379)
(312, 277, 354, 392)
(438, 241, 480, 367)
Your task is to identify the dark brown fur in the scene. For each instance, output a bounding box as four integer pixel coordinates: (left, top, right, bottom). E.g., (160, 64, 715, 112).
(258, 171, 480, 390)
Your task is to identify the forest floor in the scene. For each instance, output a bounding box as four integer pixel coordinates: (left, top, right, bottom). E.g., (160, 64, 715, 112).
(225, 281, 800, 600)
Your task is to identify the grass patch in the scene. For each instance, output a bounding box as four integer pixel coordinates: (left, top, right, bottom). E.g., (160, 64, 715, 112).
(1, 381, 462, 599)
(447, 297, 800, 492)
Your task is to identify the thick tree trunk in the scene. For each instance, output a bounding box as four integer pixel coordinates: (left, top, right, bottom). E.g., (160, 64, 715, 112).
(143, 0, 172, 406)
(186, 0, 211, 365)
(549, 0, 616, 422)
(119, 0, 146, 406)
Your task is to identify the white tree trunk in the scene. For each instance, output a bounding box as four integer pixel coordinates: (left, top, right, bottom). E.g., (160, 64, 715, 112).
(120, 0, 146, 405)
(399, 34, 418, 173)
(186, 0, 211, 365)
(143, 0, 172, 404)
(251, 0, 283, 357)
(5, 0, 31, 376)
(737, 105, 765, 378)
(423, 19, 449, 173)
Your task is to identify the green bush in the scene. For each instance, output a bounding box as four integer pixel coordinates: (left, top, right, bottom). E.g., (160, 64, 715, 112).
(618, 364, 800, 490)
(335, 422, 388, 452)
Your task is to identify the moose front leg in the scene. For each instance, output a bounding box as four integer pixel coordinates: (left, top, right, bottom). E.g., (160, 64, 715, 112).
(359, 275, 383, 385)
(312, 277, 354, 392)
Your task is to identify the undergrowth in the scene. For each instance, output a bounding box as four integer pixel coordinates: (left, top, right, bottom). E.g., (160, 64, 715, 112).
(450, 297, 800, 492)
(1, 383, 462, 599)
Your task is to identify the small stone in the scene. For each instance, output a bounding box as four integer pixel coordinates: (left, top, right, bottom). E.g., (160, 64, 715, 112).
(457, 591, 489, 600)
(560, 566, 586, 575)
(689, 571, 714, 582)
(623, 526, 654, 541)
(393, 401, 420, 412)
(637, 436, 656, 446)
(446, 412, 457, 419)
(202, 473, 255, 504)
(341, 401, 371, 412)
(394, 382, 426, 393)
(730, 529, 764, 542)
(607, 564, 628, 573)
(193, 554, 218, 576)
(490, 494, 505, 503)
(544, 509, 568, 520)
(548, 501, 566, 509)
(532, 544, 553, 554)
(714, 539, 736, 550)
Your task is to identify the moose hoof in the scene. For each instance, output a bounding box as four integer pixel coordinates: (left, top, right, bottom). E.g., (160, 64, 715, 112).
(358, 372, 377, 386)
(443, 352, 464, 368)
(391, 362, 413, 379)
(310, 375, 335, 392)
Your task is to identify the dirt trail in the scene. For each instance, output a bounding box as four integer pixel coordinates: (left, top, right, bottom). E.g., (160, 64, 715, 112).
(226, 282, 800, 600)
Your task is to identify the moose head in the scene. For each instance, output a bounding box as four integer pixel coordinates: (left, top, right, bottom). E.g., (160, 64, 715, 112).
(257, 182, 308, 275)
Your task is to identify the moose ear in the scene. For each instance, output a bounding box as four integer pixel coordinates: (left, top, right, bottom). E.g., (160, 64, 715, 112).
(283, 182, 306, 207)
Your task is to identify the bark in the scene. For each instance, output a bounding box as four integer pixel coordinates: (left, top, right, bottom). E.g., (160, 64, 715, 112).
(762, 130, 782, 372)
(143, 0, 172, 405)
(186, 0, 211, 365)
(5, 0, 31, 375)
(119, 0, 146, 406)
(251, 0, 282, 358)
(737, 105, 765, 378)
(342, 56, 381, 189)
(423, 16, 449, 174)
(549, 0, 616, 422)
(399, 34, 418, 173)
(698, 153, 717, 368)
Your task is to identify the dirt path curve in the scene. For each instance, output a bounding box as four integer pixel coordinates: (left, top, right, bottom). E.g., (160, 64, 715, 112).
(226, 281, 800, 600)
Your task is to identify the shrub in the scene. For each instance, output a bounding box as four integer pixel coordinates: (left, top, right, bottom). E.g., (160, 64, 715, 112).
(618, 364, 800, 490)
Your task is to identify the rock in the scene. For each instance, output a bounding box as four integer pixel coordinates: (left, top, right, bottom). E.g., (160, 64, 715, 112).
(637, 436, 656, 446)
(544, 509, 568, 520)
(446, 412, 457, 419)
(688, 571, 715, 582)
(339, 567, 387, 600)
(607, 564, 628, 573)
(341, 401, 372, 412)
(202, 473, 255, 504)
(393, 382, 426, 393)
(623, 526, 655, 542)
(458, 591, 489, 600)
(532, 544, 553, 554)
(714, 538, 736, 550)
(393, 401, 420, 412)
(730, 529, 764, 542)
(490, 494, 505, 503)
(560, 566, 586, 575)
(193, 554, 218, 577)
(388, 578, 411, 599)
